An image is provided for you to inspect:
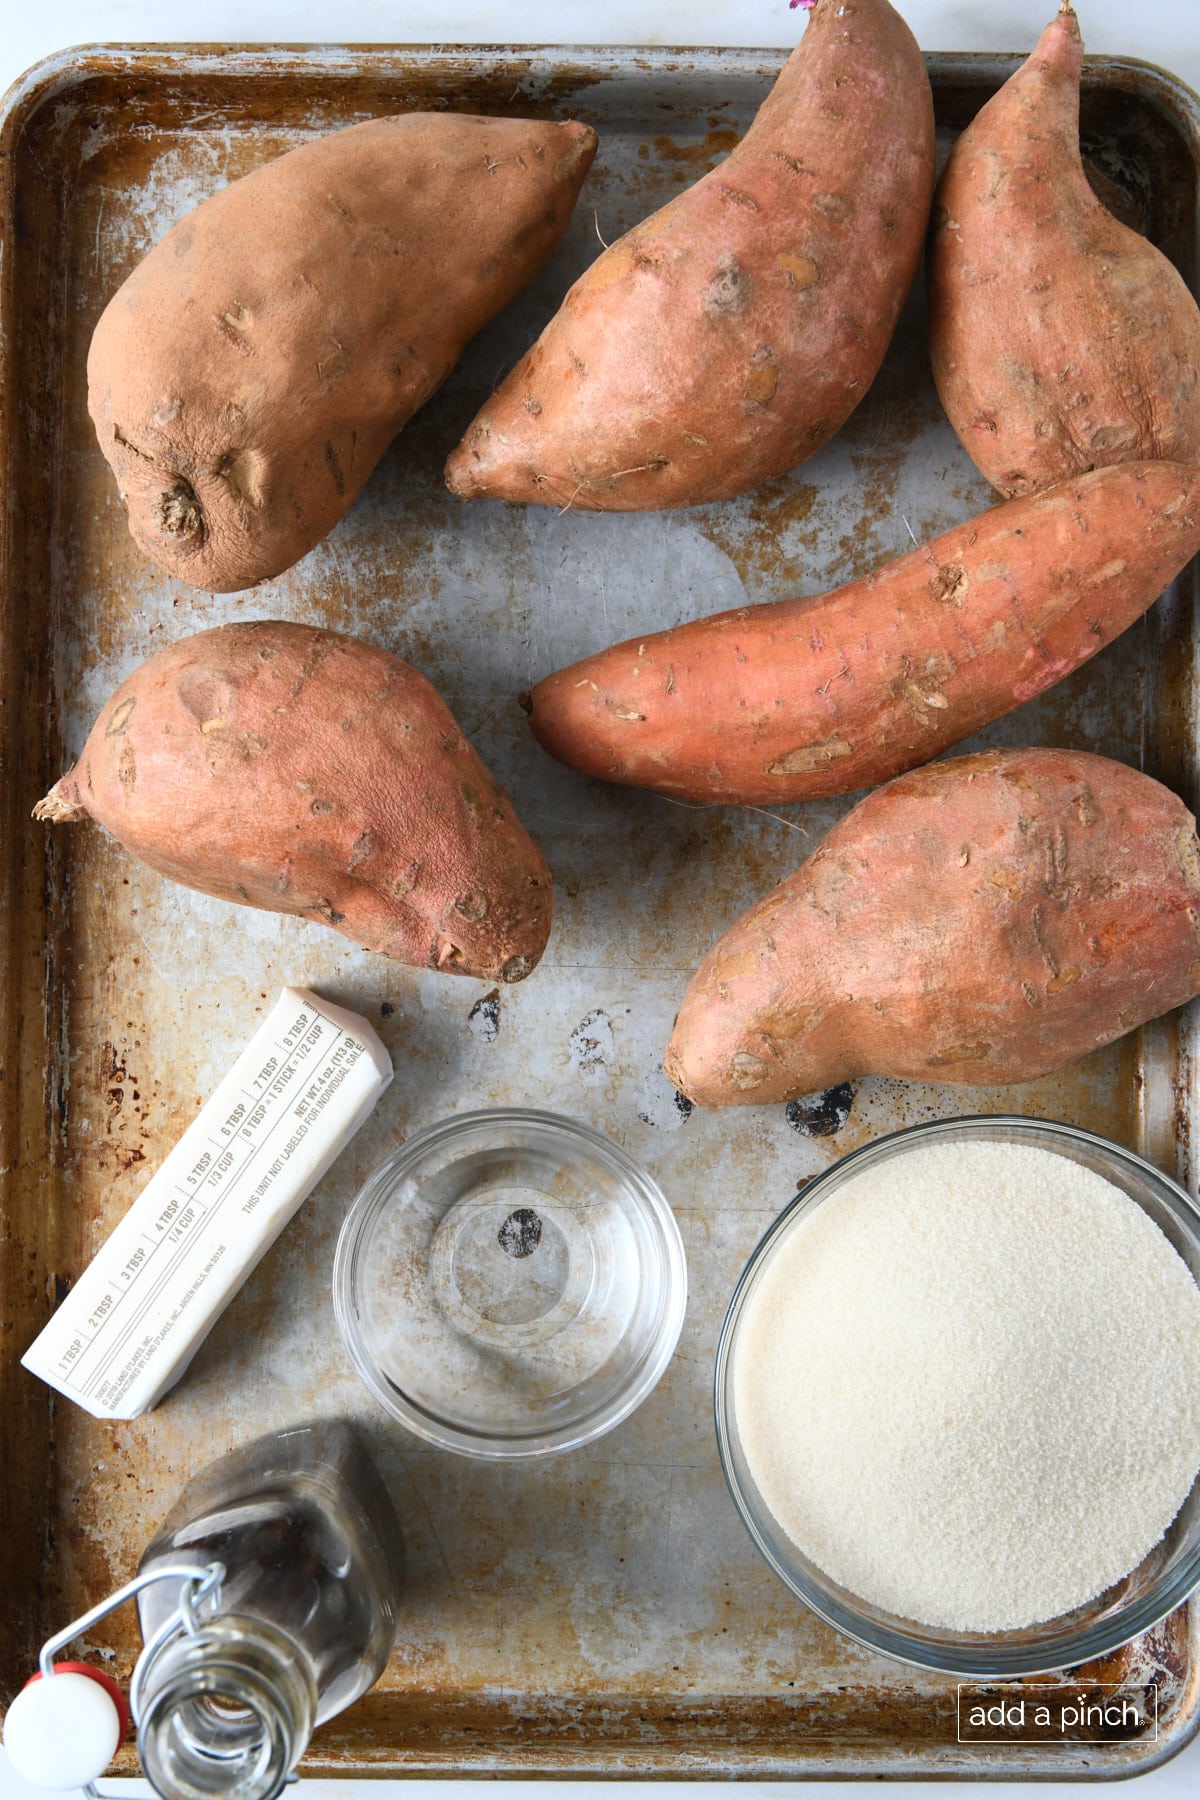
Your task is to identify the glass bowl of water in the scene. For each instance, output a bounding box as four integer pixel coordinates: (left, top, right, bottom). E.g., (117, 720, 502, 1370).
(333, 1108, 687, 1458)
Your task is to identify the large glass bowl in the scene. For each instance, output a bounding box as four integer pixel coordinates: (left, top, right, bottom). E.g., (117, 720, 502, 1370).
(715, 1114, 1200, 1677)
(334, 1108, 686, 1458)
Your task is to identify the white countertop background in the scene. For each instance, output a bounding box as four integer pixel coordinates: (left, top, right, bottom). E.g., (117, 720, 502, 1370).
(3, 0, 1200, 1793)
(0, 0, 1197, 81)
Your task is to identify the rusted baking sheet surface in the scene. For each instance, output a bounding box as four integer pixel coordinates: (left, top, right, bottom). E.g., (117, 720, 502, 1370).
(2, 42, 1200, 1781)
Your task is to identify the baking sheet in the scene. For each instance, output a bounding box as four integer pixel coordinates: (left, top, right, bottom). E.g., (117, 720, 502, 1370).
(1, 41, 1199, 1778)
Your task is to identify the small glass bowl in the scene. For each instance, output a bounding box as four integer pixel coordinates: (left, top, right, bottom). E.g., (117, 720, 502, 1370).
(334, 1108, 686, 1459)
(715, 1114, 1200, 1677)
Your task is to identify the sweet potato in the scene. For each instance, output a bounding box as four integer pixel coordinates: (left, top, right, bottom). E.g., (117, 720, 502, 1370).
(928, 3, 1200, 496)
(526, 461, 1200, 804)
(34, 622, 551, 982)
(664, 748, 1200, 1106)
(444, 0, 933, 511)
(88, 114, 597, 591)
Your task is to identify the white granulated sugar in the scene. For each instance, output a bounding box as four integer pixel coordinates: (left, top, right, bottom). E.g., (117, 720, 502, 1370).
(733, 1140, 1200, 1632)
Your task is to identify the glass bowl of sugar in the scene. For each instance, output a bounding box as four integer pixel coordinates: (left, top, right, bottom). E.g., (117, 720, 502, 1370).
(715, 1114, 1200, 1677)
(334, 1108, 687, 1458)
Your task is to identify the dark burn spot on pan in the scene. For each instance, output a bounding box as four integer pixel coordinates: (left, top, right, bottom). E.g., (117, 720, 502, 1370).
(785, 1083, 856, 1137)
(498, 1207, 541, 1258)
(468, 987, 501, 1042)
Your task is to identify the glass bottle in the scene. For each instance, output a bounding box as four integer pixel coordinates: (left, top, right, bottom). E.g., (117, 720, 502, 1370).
(134, 1421, 403, 1800)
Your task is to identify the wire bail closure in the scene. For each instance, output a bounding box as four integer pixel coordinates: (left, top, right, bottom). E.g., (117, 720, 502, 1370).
(34, 1561, 225, 1799)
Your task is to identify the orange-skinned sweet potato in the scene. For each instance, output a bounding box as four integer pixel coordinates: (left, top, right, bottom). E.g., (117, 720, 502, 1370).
(35, 622, 552, 982)
(928, 3, 1200, 496)
(664, 748, 1200, 1106)
(526, 462, 1200, 804)
(88, 114, 597, 591)
(445, 0, 934, 511)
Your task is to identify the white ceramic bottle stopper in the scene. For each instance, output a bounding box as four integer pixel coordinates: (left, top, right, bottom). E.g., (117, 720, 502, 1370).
(4, 1665, 127, 1789)
(3, 1561, 222, 1794)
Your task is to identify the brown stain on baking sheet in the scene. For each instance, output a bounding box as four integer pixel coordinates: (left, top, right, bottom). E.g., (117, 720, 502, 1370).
(650, 126, 740, 166)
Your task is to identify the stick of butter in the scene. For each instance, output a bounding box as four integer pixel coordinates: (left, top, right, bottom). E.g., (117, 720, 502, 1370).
(23, 987, 392, 1420)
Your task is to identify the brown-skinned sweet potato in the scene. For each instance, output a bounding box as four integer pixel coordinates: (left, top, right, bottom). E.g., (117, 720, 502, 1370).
(88, 114, 597, 592)
(444, 0, 934, 511)
(664, 749, 1200, 1105)
(526, 462, 1200, 804)
(34, 622, 552, 982)
(928, 3, 1200, 496)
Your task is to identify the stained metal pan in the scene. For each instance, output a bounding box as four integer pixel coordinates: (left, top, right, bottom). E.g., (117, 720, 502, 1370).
(2, 40, 1199, 1778)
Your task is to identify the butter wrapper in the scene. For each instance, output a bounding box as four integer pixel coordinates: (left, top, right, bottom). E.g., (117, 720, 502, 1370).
(23, 987, 392, 1418)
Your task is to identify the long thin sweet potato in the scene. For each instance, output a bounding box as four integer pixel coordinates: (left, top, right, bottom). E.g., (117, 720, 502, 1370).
(664, 748, 1200, 1106)
(526, 462, 1200, 804)
(929, 3, 1200, 495)
(445, 0, 933, 511)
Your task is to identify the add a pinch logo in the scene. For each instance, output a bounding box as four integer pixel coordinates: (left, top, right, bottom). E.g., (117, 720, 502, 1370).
(957, 1683, 1158, 1743)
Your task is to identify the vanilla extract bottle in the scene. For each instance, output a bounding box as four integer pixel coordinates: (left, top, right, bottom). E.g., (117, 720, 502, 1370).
(134, 1421, 403, 1800)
